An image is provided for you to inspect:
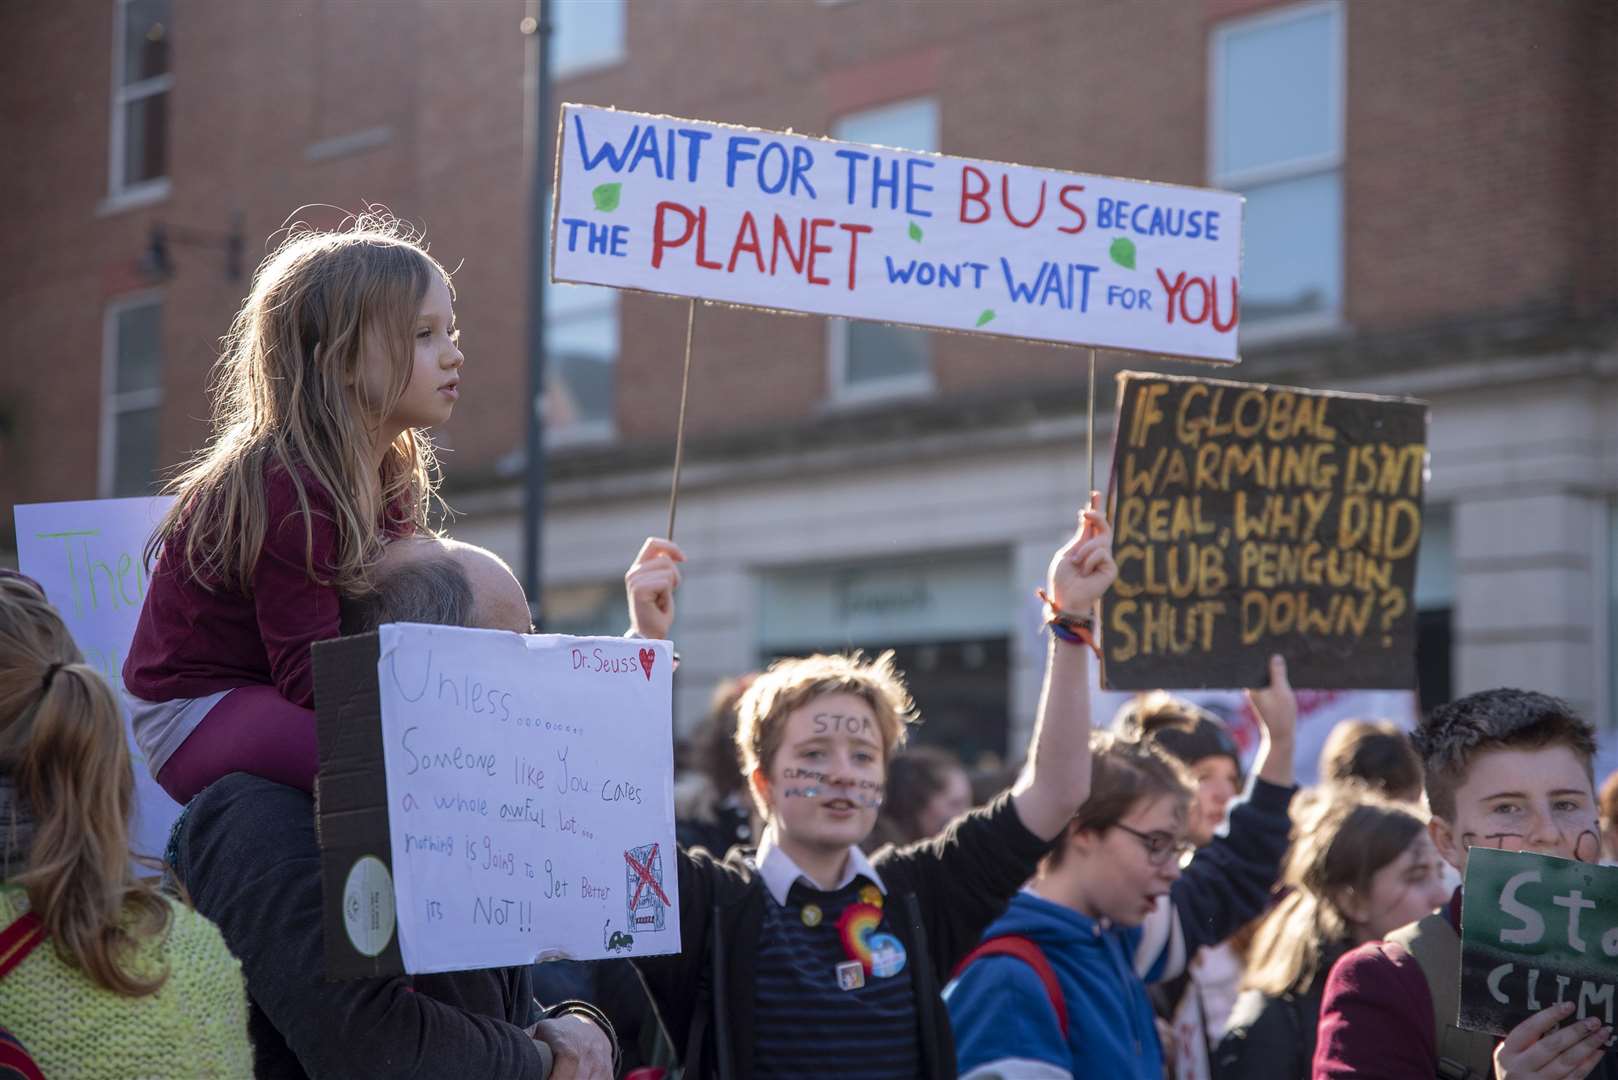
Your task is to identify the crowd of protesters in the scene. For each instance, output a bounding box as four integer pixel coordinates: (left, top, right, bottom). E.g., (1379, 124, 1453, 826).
(3, 218, 1617, 1080)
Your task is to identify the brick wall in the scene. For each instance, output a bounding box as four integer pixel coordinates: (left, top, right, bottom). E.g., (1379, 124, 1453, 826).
(1, 0, 1611, 539)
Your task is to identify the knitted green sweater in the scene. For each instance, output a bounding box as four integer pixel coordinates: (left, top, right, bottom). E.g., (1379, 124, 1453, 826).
(0, 886, 252, 1078)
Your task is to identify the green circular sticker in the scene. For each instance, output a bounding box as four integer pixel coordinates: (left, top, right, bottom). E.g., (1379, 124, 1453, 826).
(342, 855, 396, 958)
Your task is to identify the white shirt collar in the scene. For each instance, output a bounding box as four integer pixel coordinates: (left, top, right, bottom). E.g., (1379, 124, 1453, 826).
(755, 823, 888, 907)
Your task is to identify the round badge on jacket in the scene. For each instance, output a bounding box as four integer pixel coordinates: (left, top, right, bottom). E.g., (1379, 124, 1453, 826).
(868, 932, 907, 978)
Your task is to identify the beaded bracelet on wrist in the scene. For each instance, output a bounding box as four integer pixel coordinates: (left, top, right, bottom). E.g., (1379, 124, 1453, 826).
(1037, 588, 1100, 657)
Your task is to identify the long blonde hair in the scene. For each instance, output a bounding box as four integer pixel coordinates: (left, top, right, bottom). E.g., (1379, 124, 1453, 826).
(1242, 790, 1427, 997)
(0, 574, 172, 996)
(149, 210, 448, 595)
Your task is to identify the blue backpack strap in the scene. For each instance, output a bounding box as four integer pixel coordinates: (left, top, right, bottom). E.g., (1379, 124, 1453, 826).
(953, 934, 1069, 1039)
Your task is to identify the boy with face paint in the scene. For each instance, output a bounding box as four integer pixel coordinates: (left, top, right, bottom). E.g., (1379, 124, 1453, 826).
(1313, 689, 1615, 1080)
(622, 498, 1117, 1079)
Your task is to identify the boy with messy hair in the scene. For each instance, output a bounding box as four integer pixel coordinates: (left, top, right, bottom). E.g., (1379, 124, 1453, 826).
(626, 497, 1117, 1079)
(1313, 688, 1615, 1080)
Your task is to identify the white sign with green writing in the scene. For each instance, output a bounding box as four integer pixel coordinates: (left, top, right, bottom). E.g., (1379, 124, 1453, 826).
(15, 497, 178, 861)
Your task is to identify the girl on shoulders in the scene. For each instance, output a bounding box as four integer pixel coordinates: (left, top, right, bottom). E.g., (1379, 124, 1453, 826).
(124, 212, 463, 803)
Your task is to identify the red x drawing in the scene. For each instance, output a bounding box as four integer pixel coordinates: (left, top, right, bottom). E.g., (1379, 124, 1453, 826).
(625, 845, 671, 910)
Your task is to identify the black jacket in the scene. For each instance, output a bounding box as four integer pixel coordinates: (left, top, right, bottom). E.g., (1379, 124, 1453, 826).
(174, 773, 608, 1079)
(1213, 943, 1348, 1080)
(633, 790, 1054, 1079)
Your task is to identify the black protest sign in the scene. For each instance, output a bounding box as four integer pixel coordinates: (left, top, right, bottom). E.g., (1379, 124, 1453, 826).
(1101, 372, 1427, 690)
(1460, 848, 1618, 1038)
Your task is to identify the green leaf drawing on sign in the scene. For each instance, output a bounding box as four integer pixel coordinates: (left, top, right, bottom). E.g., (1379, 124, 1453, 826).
(1110, 237, 1137, 270)
(975, 309, 996, 327)
(592, 183, 622, 212)
(908, 221, 924, 242)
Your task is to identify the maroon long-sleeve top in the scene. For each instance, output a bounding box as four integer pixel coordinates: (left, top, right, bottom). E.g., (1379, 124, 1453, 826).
(1311, 888, 1462, 1079)
(124, 466, 405, 708)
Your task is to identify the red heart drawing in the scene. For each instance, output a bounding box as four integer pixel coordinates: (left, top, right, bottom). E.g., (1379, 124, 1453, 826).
(639, 647, 655, 680)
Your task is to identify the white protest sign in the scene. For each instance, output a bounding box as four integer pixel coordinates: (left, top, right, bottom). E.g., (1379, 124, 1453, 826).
(553, 103, 1245, 364)
(1091, 674, 1419, 784)
(375, 623, 679, 974)
(14, 497, 180, 861)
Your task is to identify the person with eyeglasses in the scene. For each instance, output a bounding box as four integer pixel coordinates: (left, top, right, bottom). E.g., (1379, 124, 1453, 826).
(945, 656, 1297, 1080)
(1117, 684, 1265, 1080)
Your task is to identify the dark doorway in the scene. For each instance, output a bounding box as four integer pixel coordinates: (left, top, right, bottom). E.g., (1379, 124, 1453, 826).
(762, 636, 1011, 763)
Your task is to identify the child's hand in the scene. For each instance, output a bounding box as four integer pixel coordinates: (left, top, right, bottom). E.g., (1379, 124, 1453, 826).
(1495, 1002, 1609, 1080)
(625, 538, 685, 640)
(1045, 491, 1116, 613)
(1245, 655, 1297, 746)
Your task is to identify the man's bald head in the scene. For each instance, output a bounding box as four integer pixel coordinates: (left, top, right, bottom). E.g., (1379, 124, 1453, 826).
(342, 538, 533, 635)
(440, 539, 532, 634)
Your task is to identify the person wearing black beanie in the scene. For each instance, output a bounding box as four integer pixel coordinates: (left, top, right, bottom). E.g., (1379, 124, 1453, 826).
(1115, 692, 1245, 846)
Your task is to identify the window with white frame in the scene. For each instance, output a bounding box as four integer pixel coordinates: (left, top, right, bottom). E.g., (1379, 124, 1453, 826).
(110, 0, 172, 200)
(552, 0, 626, 80)
(545, 282, 618, 442)
(828, 97, 939, 401)
(102, 295, 164, 497)
(1210, 1, 1343, 333)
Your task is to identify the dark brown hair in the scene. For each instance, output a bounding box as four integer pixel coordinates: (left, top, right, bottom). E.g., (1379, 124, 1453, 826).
(692, 673, 757, 799)
(1319, 719, 1423, 800)
(1243, 792, 1428, 996)
(874, 745, 967, 844)
(1046, 731, 1194, 868)
(1414, 688, 1597, 820)
(1114, 691, 1242, 775)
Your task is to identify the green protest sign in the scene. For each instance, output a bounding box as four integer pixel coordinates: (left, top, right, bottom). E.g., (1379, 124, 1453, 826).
(1460, 848, 1618, 1037)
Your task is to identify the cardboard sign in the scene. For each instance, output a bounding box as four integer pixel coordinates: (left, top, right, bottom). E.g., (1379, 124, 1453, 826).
(1460, 849, 1618, 1037)
(552, 103, 1245, 364)
(314, 626, 680, 978)
(1101, 372, 1428, 690)
(14, 498, 180, 861)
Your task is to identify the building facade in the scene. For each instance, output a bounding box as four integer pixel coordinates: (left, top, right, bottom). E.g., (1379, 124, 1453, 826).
(2, 0, 1615, 754)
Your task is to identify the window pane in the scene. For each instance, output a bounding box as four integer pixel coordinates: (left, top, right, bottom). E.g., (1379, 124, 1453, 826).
(548, 353, 614, 427)
(122, 92, 169, 186)
(548, 301, 617, 428)
(554, 0, 625, 78)
(122, 0, 172, 85)
(112, 405, 161, 497)
(115, 302, 163, 394)
(832, 97, 938, 391)
(549, 280, 615, 320)
(835, 98, 939, 154)
(1216, 6, 1337, 176)
(843, 319, 929, 385)
(1239, 171, 1341, 323)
